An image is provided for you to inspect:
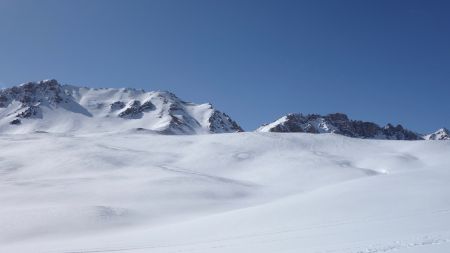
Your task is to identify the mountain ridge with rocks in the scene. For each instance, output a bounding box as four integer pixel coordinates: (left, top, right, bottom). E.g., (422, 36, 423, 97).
(0, 79, 243, 134)
(0, 79, 446, 140)
(256, 113, 444, 140)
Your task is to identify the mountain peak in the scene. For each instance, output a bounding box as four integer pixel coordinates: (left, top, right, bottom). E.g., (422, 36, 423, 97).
(0, 80, 242, 134)
(0, 80, 446, 140)
(257, 113, 422, 140)
(18, 78, 60, 87)
(424, 128, 450, 140)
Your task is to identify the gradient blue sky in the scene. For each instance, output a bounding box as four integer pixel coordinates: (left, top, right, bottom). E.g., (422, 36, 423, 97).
(0, 0, 449, 132)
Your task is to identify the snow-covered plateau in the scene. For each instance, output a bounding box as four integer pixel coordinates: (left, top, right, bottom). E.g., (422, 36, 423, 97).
(1, 131, 449, 253)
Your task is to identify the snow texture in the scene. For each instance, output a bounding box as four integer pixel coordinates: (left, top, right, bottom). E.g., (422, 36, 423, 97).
(0, 132, 449, 252)
(0, 80, 243, 134)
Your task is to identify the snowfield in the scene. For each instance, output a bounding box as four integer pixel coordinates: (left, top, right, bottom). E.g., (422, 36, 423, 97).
(0, 132, 449, 252)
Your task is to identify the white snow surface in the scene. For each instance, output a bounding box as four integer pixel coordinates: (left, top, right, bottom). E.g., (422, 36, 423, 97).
(0, 132, 450, 252)
(0, 80, 242, 134)
(257, 115, 290, 132)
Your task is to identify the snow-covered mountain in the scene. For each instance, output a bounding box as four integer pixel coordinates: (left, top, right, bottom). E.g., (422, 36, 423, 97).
(0, 79, 243, 134)
(424, 128, 450, 140)
(0, 80, 447, 139)
(257, 113, 424, 140)
(0, 81, 450, 253)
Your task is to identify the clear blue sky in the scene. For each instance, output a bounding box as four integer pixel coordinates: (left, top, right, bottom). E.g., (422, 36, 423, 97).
(0, 0, 449, 133)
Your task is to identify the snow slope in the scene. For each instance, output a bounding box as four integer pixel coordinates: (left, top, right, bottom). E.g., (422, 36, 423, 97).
(0, 132, 449, 252)
(0, 80, 242, 134)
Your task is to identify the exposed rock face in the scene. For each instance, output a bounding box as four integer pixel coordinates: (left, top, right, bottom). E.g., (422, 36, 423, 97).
(117, 100, 156, 119)
(140, 100, 155, 112)
(118, 100, 144, 119)
(382, 124, 422, 140)
(9, 119, 21, 125)
(17, 105, 43, 119)
(257, 113, 423, 140)
(208, 110, 243, 133)
(0, 80, 243, 134)
(424, 128, 450, 140)
(0, 79, 67, 107)
(110, 101, 125, 111)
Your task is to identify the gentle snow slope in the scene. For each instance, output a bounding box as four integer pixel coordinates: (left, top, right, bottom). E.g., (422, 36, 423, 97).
(0, 132, 449, 252)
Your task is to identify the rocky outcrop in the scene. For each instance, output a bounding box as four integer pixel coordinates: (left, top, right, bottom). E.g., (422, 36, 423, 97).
(0, 79, 67, 107)
(257, 113, 423, 140)
(17, 105, 43, 119)
(118, 100, 144, 119)
(110, 101, 125, 111)
(9, 119, 21, 125)
(382, 124, 422, 140)
(209, 110, 243, 133)
(116, 100, 156, 119)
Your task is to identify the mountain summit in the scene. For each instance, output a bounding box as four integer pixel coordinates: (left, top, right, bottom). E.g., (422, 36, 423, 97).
(0, 80, 447, 140)
(0, 79, 243, 134)
(424, 128, 450, 140)
(257, 113, 423, 140)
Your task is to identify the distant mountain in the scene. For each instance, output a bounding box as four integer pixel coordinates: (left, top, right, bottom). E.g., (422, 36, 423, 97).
(257, 113, 424, 140)
(424, 128, 450, 140)
(0, 80, 447, 140)
(0, 79, 243, 134)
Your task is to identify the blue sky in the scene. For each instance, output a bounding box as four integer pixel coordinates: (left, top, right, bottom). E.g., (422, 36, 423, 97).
(0, 0, 449, 132)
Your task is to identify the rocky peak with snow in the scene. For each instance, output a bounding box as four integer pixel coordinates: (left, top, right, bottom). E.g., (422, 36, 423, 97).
(0, 79, 66, 107)
(424, 128, 450, 140)
(0, 80, 447, 140)
(257, 113, 423, 140)
(0, 80, 243, 134)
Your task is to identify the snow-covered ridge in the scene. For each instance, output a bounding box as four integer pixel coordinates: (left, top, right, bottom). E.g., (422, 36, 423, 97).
(257, 113, 439, 140)
(0, 80, 447, 139)
(0, 79, 243, 134)
(424, 128, 450, 140)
